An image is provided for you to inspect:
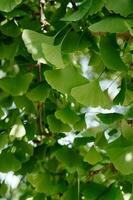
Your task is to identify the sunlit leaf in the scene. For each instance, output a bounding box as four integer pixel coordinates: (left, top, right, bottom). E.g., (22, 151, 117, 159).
(71, 80, 111, 107)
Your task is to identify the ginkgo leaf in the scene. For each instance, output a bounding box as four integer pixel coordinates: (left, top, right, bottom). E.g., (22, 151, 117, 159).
(55, 106, 79, 125)
(26, 84, 50, 102)
(22, 29, 53, 63)
(89, 17, 133, 33)
(62, 0, 92, 21)
(0, 0, 22, 12)
(71, 80, 111, 107)
(44, 67, 87, 94)
(100, 37, 127, 71)
(83, 146, 103, 165)
(106, 137, 133, 175)
(47, 115, 71, 133)
(0, 151, 21, 172)
(10, 119, 26, 138)
(88, 0, 105, 15)
(42, 43, 64, 68)
(0, 73, 33, 96)
(106, 0, 133, 17)
(99, 185, 124, 200)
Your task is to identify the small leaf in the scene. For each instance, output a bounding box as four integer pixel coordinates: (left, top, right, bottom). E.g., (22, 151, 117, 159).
(97, 113, 123, 124)
(62, 0, 92, 21)
(121, 120, 133, 141)
(0, 0, 22, 12)
(0, 134, 8, 150)
(89, 17, 133, 33)
(42, 43, 65, 68)
(113, 78, 126, 105)
(83, 146, 103, 165)
(55, 147, 83, 173)
(0, 73, 33, 96)
(44, 67, 87, 94)
(22, 29, 53, 63)
(100, 37, 127, 71)
(88, 0, 105, 15)
(61, 186, 78, 200)
(82, 182, 105, 200)
(28, 173, 53, 194)
(55, 106, 79, 125)
(10, 119, 26, 139)
(0, 151, 21, 172)
(26, 84, 50, 102)
(71, 80, 111, 107)
(47, 115, 71, 133)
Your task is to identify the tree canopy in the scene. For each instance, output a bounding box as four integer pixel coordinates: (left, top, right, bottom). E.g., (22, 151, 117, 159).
(0, 0, 133, 199)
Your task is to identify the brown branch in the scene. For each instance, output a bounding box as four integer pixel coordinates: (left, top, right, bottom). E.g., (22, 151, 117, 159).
(91, 31, 131, 40)
(85, 163, 117, 182)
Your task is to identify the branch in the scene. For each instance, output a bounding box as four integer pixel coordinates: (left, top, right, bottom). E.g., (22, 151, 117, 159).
(91, 31, 131, 40)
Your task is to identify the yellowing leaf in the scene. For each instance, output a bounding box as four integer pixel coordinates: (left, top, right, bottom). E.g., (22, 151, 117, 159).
(71, 80, 111, 107)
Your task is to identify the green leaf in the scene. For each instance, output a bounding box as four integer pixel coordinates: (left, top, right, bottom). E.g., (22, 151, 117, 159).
(47, 114, 71, 133)
(0, 134, 8, 150)
(22, 29, 53, 63)
(62, 0, 92, 21)
(121, 120, 133, 141)
(0, 73, 33, 96)
(106, 138, 133, 175)
(113, 78, 126, 105)
(61, 186, 78, 200)
(0, 182, 8, 197)
(83, 146, 103, 165)
(89, 17, 133, 33)
(82, 182, 105, 200)
(26, 84, 50, 102)
(44, 67, 87, 94)
(97, 113, 123, 124)
(100, 37, 127, 71)
(88, 0, 105, 15)
(14, 141, 33, 163)
(106, 0, 133, 17)
(0, 40, 19, 60)
(55, 147, 83, 173)
(0, 151, 21, 172)
(28, 172, 64, 195)
(28, 173, 54, 194)
(71, 80, 111, 107)
(9, 119, 26, 139)
(42, 43, 65, 68)
(0, 21, 20, 37)
(99, 185, 124, 200)
(55, 106, 79, 125)
(0, 0, 22, 12)
(14, 96, 36, 113)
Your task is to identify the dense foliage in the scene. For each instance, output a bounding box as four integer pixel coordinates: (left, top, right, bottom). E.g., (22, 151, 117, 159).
(0, 0, 133, 199)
